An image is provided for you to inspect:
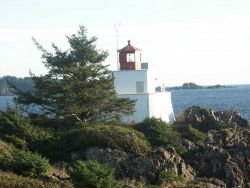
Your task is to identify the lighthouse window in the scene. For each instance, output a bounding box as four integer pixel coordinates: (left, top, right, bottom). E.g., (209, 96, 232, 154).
(136, 81, 144, 93)
(127, 53, 135, 62)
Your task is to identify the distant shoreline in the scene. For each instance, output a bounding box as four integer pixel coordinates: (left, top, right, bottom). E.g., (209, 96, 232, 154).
(165, 82, 235, 91)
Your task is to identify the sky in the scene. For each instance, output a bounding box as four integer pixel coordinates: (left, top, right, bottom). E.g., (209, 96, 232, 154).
(0, 0, 250, 86)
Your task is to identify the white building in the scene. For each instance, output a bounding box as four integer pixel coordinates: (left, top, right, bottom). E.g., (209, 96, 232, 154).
(113, 40, 175, 123)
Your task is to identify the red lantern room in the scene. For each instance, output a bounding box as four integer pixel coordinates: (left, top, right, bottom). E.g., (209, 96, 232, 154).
(118, 40, 142, 70)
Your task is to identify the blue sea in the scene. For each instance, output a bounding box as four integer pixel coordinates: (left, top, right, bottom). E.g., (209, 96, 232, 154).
(171, 85, 250, 120)
(1, 85, 250, 120)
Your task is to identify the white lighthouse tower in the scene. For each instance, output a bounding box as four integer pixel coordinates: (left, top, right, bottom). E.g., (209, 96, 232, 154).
(113, 40, 175, 123)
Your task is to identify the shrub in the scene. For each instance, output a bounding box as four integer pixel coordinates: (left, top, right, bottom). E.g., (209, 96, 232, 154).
(0, 171, 73, 188)
(11, 148, 50, 177)
(69, 160, 118, 188)
(158, 169, 184, 184)
(4, 135, 27, 149)
(0, 140, 13, 169)
(58, 124, 150, 159)
(86, 124, 150, 155)
(0, 107, 27, 136)
(0, 140, 50, 177)
(0, 108, 54, 150)
(134, 118, 184, 153)
(0, 108, 57, 163)
(184, 124, 205, 142)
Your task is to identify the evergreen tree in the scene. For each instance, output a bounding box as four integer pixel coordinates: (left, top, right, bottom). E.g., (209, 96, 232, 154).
(0, 76, 33, 96)
(17, 26, 134, 122)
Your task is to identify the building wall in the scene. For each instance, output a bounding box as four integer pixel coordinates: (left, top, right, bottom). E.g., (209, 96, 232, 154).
(117, 92, 175, 123)
(135, 52, 141, 63)
(119, 52, 135, 70)
(113, 70, 175, 123)
(120, 62, 135, 70)
(135, 61, 141, 70)
(118, 94, 149, 123)
(146, 70, 157, 94)
(113, 70, 156, 94)
(119, 52, 127, 64)
(148, 92, 175, 122)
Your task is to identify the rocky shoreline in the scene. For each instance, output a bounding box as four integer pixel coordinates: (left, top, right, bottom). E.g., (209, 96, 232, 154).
(81, 106, 250, 187)
(0, 106, 249, 187)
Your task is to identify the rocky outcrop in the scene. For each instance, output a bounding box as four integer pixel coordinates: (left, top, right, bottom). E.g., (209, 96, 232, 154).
(149, 147, 196, 181)
(179, 106, 250, 187)
(179, 106, 249, 132)
(184, 145, 250, 187)
(204, 128, 250, 149)
(85, 146, 195, 184)
(188, 178, 227, 188)
(82, 106, 250, 187)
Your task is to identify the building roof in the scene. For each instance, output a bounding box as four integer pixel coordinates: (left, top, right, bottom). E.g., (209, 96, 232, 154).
(118, 40, 141, 52)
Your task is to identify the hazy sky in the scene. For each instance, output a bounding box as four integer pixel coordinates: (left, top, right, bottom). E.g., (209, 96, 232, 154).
(0, 0, 250, 86)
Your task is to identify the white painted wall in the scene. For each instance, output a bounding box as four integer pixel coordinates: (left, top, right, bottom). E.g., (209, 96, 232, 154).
(148, 92, 175, 122)
(118, 92, 175, 123)
(113, 70, 156, 94)
(146, 70, 157, 94)
(113, 70, 175, 123)
(118, 94, 149, 123)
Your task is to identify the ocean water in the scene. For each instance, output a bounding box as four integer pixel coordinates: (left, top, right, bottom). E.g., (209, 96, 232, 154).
(171, 85, 250, 120)
(1, 85, 250, 120)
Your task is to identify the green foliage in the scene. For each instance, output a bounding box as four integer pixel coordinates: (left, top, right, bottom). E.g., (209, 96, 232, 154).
(0, 107, 29, 140)
(0, 140, 13, 169)
(158, 169, 184, 184)
(0, 171, 73, 188)
(183, 124, 205, 142)
(11, 148, 50, 177)
(58, 124, 150, 160)
(4, 135, 27, 149)
(69, 160, 118, 188)
(16, 26, 135, 122)
(135, 118, 184, 153)
(19, 123, 150, 162)
(0, 140, 50, 177)
(0, 107, 54, 153)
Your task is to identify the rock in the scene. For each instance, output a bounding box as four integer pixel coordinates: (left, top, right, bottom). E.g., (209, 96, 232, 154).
(185, 128, 250, 188)
(182, 138, 195, 150)
(83, 106, 250, 187)
(85, 147, 195, 184)
(224, 161, 246, 188)
(215, 110, 249, 129)
(191, 177, 227, 188)
(85, 147, 136, 180)
(180, 106, 249, 132)
(203, 128, 250, 149)
(149, 147, 195, 181)
(184, 146, 229, 180)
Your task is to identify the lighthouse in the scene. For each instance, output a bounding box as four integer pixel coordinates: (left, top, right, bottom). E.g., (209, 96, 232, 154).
(113, 40, 175, 123)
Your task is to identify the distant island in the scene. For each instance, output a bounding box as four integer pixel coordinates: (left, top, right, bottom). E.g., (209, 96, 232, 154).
(164, 82, 233, 91)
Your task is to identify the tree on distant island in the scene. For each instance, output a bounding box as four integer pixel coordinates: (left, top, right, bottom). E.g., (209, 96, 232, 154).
(15, 26, 135, 122)
(165, 82, 230, 91)
(182, 82, 203, 89)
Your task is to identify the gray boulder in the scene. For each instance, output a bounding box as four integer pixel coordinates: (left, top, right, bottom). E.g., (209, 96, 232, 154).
(179, 106, 249, 132)
(85, 146, 195, 184)
(185, 127, 250, 188)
